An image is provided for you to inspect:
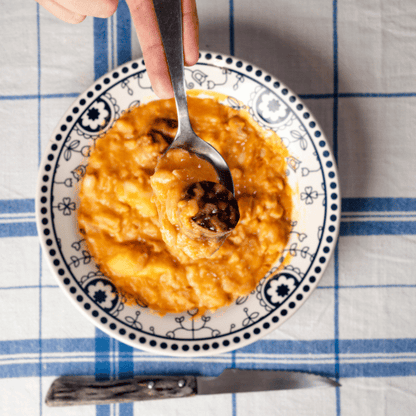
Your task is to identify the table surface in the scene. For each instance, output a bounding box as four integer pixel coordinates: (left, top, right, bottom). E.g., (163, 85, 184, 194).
(1, 0, 416, 415)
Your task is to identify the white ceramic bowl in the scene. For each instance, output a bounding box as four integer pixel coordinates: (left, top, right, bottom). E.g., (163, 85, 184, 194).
(36, 51, 340, 357)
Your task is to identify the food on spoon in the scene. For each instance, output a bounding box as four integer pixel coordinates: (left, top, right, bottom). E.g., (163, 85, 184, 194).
(77, 95, 292, 315)
(150, 148, 240, 259)
(180, 180, 240, 237)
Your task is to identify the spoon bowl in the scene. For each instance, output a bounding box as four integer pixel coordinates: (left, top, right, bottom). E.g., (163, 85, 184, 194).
(153, 0, 235, 195)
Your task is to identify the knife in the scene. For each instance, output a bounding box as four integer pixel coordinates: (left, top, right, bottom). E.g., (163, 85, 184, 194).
(45, 369, 340, 407)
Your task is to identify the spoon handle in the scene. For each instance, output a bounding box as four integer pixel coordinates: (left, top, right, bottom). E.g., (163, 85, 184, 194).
(153, 0, 193, 135)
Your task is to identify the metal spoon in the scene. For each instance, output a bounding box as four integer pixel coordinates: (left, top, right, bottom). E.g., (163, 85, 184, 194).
(153, 0, 235, 195)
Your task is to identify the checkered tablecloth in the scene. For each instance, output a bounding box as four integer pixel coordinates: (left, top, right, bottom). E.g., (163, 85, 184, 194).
(1, 0, 416, 415)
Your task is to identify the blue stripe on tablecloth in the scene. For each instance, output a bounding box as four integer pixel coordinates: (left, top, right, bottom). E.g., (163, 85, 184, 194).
(119, 339, 135, 373)
(332, 3, 339, 166)
(342, 338, 416, 353)
(341, 221, 416, 236)
(2, 338, 416, 378)
(119, 341, 134, 416)
(340, 362, 416, 378)
(240, 338, 416, 355)
(229, 0, 235, 56)
(0, 338, 94, 354)
(300, 93, 336, 100)
(342, 198, 416, 212)
(0, 285, 59, 290)
(0, 93, 80, 100)
(0, 338, 416, 364)
(334, 241, 341, 408)
(3, 337, 415, 357)
(339, 92, 416, 98)
(0, 222, 37, 237)
(94, 18, 109, 80)
(111, 14, 115, 71)
(0, 197, 36, 238)
(340, 198, 416, 235)
(95, 329, 111, 415)
(3, 351, 413, 365)
(117, 0, 132, 66)
(0, 199, 35, 213)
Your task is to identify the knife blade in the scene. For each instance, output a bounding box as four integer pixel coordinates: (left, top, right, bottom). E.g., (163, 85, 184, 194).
(45, 369, 340, 407)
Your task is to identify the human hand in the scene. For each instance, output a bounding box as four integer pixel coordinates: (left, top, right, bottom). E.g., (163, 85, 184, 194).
(35, 0, 199, 99)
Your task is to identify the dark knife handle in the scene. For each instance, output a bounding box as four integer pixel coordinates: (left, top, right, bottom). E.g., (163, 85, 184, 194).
(45, 375, 197, 407)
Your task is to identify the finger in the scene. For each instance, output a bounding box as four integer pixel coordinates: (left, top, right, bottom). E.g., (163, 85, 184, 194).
(36, 0, 86, 24)
(53, 0, 119, 18)
(126, 0, 199, 99)
(126, 0, 173, 99)
(182, 0, 199, 66)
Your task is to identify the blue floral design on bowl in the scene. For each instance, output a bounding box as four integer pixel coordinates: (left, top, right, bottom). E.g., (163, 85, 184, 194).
(255, 90, 291, 124)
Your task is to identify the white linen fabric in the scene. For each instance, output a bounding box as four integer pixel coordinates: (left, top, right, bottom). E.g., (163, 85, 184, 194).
(1, 0, 416, 415)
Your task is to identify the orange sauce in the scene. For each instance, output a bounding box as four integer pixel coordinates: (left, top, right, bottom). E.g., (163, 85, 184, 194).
(77, 96, 292, 315)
